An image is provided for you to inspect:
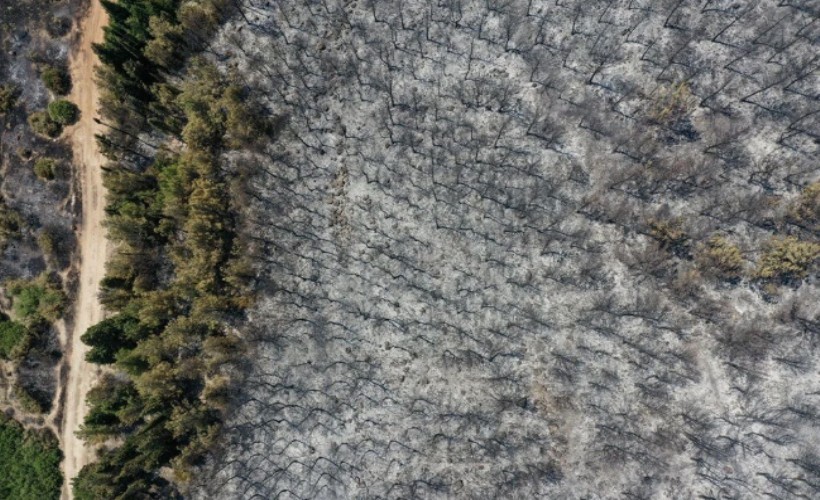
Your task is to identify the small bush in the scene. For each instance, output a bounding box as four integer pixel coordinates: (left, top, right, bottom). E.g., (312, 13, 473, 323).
(34, 158, 59, 180)
(755, 236, 820, 282)
(7, 274, 67, 324)
(0, 84, 19, 114)
(13, 286, 45, 319)
(41, 65, 71, 95)
(28, 111, 63, 138)
(47, 99, 79, 125)
(697, 235, 744, 280)
(0, 320, 29, 359)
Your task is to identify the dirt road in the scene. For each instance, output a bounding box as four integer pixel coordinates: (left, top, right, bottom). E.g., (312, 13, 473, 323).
(61, 0, 108, 497)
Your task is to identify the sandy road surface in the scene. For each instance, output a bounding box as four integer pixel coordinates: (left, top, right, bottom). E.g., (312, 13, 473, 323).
(61, 1, 108, 498)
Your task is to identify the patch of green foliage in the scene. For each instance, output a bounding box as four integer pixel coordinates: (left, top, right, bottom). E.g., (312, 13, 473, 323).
(0, 318, 30, 359)
(73, 432, 181, 500)
(74, 2, 266, 496)
(34, 157, 59, 180)
(41, 65, 71, 95)
(7, 273, 67, 325)
(94, 0, 183, 143)
(0, 415, 62, 500)
(47, 99, 79, 125)
(78, 62, 256, 496)
(94, 0, 236, 149)
(28, 110, 63, 138)
(77, 374, 141, 443)
(81, 314, 143, 364)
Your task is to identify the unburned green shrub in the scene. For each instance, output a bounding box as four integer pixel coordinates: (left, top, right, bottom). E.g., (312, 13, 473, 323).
(0, 320, 30, 359)
(28, 111, 63, 138)
(7, 274, 67, 324)
(47, 99, 79, 125)
(34, 157, 59, 180)
(41, 65, 71, 95)
(0, 414, 62, 499)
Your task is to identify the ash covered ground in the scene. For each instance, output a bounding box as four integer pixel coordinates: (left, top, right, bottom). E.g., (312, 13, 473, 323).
(193, 1, 818, 498)
(1, 0, 83, 422)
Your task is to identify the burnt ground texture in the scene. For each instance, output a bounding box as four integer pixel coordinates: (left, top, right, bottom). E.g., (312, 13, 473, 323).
(1, 0, 80, 278)
(1, 0, 82, 422)
(192, 1, 819, 498)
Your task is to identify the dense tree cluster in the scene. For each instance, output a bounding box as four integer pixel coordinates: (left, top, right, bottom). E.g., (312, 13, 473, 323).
(0, 414, 62, 500)
(94, 0, 233, 146)
(74, 0, 267, 497)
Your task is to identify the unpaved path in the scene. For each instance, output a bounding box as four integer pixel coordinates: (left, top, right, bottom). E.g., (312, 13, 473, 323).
(61, 0, 108, 498)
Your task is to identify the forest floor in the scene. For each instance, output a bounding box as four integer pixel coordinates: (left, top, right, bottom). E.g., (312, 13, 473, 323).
(59, 1, 108, 498)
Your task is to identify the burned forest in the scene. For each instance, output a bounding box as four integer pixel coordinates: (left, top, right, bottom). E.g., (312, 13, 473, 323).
(186, 1, 820, 498)
(2, 0, 819, 499)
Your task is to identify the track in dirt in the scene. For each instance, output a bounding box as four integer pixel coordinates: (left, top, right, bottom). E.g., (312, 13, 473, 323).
(61, 0, 108, 498)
